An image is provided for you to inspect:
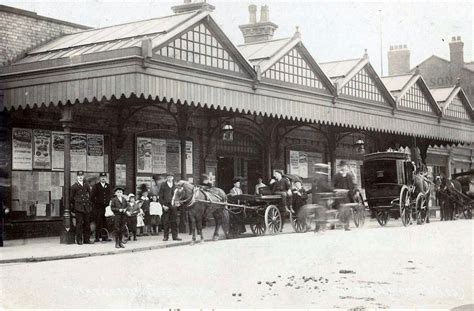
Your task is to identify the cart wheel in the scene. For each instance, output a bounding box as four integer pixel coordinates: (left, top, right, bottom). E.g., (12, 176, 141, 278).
(290, 211, 308, 233)
(415, 193, 428, 225)
(399, 186, 411, 227)
(265, 205, 282, 234)
(353, 192, 366, 228)
(375, 210, 389, 226)
(250, 222, 266, 236)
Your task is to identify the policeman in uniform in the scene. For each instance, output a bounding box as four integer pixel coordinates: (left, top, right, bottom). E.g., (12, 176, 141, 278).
(71, 171, 93, 245)
(90, 172, 111, 242)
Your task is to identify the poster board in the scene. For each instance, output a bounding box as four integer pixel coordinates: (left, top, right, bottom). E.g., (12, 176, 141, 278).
(137, 137, 152, 173)
(87, 134, 104, 172)
(71, 133, 87, 172)
(115, 164, 126, 187)
(33, 130, 51, 169)
(12, 128, 33, 170)
(52, 132, 64, 171)
(152, 138, 166, 174)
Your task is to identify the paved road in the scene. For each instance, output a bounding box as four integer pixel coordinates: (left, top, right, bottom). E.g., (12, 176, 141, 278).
(1, 219, 472, 309)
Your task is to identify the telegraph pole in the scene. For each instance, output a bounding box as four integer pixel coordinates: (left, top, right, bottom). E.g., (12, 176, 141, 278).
(379, 9, 383, 76)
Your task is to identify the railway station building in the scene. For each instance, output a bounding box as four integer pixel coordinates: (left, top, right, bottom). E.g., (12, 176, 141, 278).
(1, 1, 473, 239)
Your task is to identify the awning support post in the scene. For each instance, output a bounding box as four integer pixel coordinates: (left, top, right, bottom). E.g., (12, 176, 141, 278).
(60, 104, 75, 244)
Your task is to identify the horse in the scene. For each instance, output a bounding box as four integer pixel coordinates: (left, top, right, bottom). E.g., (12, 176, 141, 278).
(171, 181, 230, 244)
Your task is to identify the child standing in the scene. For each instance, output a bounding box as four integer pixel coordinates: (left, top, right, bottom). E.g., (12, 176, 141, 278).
(126, 194, 140, 241)
(140, 190, 151, 236)
(110, 187, 127, 248)
(149, 195, 163, 235)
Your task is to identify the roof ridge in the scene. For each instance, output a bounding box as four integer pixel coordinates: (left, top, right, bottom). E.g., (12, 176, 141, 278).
(51, 11, 198, 38)
(319, 57, 362, 65)
(237, 37, 292, 47)
(381, 73, 414, 79)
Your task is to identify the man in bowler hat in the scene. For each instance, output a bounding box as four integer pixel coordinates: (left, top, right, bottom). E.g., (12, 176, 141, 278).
(159, 173, 181, 241)
(90, 172, 112, 242)
(71, 171, 93, 244)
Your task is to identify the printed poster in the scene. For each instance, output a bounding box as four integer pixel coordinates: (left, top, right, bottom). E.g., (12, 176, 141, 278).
(12, 128, 33, 170)
(87, 134, 104, 172)
(136, 176, 153, 194)
(166, 139, 181, 176)
(137, 137, 152, 173)
(289, 150, 300, 176)
(33, 129, 51, 169)
(71, 133, 87, 172)
(186, 141, 193, 175)
(0, 129, 9, 168)
(52, 132, 64, 171)
(115, 164, 126, 187)
(152, 138, 166, 174)
(299, 151, 308, 178)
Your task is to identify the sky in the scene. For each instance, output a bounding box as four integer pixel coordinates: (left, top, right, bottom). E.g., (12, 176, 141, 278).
(2, 0, 472, 76)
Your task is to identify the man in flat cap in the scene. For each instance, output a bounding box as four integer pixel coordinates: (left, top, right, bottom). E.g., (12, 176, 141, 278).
(90, 172, 111, 242)
(71, 171, 93, 245)
(159, 173, 181, 241)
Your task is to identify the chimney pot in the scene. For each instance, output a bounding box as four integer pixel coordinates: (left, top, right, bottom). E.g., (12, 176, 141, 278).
(457, 36, 461, 40)
(260, 5, 269, 22)
(249, 4, 257, 23)
(403, 44, 407, 49)
(387, 43, 410, 75)
(452, 36, 456, 41)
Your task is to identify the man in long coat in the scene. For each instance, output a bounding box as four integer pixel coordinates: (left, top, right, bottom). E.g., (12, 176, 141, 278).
(159, 173, 181, 241)
(90, 172, 111, 242)
(71, 171, 92, 244)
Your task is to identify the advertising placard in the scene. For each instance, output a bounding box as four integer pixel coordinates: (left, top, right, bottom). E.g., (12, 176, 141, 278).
(33, 129, 51, 169)
(12, 128, 33, 170)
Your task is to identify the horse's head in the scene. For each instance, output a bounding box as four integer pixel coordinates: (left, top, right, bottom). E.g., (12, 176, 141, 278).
(171, 180, 194, 207)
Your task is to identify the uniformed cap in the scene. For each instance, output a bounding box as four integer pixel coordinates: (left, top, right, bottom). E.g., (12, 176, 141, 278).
(77, 171, 85, 176)
(99, 172, 107, 177)
(165, 172, 174, 177)
(113, 186, 124, 192)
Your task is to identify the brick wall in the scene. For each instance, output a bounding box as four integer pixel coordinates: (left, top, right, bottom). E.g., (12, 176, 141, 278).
(0, 5, 89, 65)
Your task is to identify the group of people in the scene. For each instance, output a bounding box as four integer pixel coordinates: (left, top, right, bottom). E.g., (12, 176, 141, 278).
(71, 171, 182, 248)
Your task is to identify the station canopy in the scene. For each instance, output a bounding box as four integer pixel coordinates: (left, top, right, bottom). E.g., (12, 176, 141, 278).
(1, 8, 473, 144)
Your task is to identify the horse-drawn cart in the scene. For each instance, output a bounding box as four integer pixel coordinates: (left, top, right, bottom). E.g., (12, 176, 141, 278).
(363, 152, 431, 227)
(224, 194, 283, 236)
(443, 170, 474, 219)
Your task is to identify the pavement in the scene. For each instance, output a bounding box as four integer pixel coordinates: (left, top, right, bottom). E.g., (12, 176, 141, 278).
(0, 223, 297, 264)
(0, 209, 441, 264)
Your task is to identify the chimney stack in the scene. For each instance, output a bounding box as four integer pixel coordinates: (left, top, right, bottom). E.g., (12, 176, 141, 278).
(449, 36, 464, 67)
(239, 5, 278, 44)
(260, 5, 269, 22)
(248, 4, 257, 23)
(387, 44, 410, 75)
(172, 0, 215, 14)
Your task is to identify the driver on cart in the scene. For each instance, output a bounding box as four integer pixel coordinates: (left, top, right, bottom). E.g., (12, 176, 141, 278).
(270, 170, 292, 212)
(332, 160, 355, 231)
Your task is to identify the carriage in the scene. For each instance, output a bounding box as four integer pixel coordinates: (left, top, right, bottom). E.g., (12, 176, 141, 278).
(363, 151, 430, 227)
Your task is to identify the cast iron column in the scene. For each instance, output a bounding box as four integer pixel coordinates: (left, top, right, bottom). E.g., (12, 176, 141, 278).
(60, 105, 74, 244)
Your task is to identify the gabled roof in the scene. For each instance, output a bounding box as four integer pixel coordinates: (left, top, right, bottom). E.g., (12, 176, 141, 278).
(381, 72, 442, 116)
(14, 10, 206, 64)
(431, 85, 474, 119)
(319, 58, 361, 82)
(410, 55, 450, 72)
(463, 62, 474, 72)
(237, 35, 335, 93)
(238, 37, 294, 70)
(320, 56, 396, 108)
